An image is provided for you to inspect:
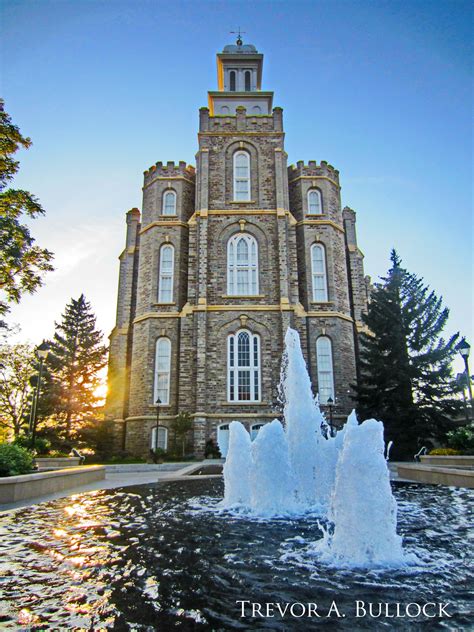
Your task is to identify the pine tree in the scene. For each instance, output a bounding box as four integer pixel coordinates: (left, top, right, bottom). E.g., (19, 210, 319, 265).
(46, 295, 108, 440)
(354, 251, 461, 458)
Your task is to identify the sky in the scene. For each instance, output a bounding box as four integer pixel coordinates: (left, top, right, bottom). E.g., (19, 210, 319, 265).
(2, 0, 473, 372)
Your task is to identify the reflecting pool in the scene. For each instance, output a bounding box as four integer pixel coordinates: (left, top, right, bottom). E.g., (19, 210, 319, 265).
(0, 479, 473, 630)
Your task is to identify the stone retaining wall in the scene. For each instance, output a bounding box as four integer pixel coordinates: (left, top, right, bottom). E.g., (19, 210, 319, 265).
(0, 466, 105, 505)
(420, 455, 474, 467)
(397, 464, 474, 489)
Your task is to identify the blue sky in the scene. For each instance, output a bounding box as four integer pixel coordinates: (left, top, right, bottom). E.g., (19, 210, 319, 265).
(2, 0, 473, 370)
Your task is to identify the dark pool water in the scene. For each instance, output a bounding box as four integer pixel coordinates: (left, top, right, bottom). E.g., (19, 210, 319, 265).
(0, 480, 473, 631)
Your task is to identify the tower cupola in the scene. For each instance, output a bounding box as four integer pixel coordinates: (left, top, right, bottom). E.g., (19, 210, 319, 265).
(208, 38, 273, 116)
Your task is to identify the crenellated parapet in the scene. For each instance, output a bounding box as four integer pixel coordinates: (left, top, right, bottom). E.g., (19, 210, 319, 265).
(143, 161, 195, 184)
(288, 160, 340, 186)
(199, 106, 284, 133)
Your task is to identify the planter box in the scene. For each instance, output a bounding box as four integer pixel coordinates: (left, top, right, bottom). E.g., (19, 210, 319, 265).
(420, 455, 474, 467)
(0, 466, 105, 505)
(35, 457, 81, 470)
(397, 464, 474, 489)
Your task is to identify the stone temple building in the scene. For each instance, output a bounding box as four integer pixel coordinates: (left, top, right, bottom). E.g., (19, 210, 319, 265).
(105, 39, 369, 457)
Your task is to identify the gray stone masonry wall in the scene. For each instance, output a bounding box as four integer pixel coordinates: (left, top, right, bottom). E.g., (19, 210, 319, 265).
(105, 208, 140, 423)
(107, 87, 367, 457)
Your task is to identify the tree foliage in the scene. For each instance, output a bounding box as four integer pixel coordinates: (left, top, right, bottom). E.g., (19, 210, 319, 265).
(169, 412, 194, 457)
(0, 104, 54, 324)
(354, 250, 461, 458)
(45, 295, 108, 439)
(0, 342, 36, 438)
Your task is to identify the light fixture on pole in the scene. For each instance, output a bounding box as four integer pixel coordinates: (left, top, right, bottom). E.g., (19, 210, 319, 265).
(457, 339, 472, 420)
(30, 346, 49, 450)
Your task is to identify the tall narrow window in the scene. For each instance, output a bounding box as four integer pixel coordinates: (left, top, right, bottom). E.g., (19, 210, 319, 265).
(158, 245, 174, 303)
(233, 151, 250, 201)
(150, 426, 168, 451)
(227, 233, 258, 295)
(229, 70, 236, 92)
(316, 336, 334, 404)
(245, 70, 251, 91)
(228, 330, 260, 402)
(162, 190, 176, 215)
(308, 189, 322, 214)
(154, 337, 171, 404)
(311, 243, 328, 302)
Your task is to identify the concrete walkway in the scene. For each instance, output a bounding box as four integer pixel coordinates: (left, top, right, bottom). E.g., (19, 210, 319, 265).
(0, 460, 414, 513)
(0, 462, 217, 512)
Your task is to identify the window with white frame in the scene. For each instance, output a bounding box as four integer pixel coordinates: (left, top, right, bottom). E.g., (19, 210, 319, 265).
(158, 245, 174, 303)
(308, 189, 322, 214)
(162, 190, 176, 215)
(150, 426, 168, 451)
(250, 423, 264, 440)
(316, 336, 334, 404)
(229, 70, 236, 92)
(233, 151, 250, 201)
(227, 233, 258, 295)
(228, 330, 261, 402)
(311, 243, 328, 302)
(154, 337, 171, 404)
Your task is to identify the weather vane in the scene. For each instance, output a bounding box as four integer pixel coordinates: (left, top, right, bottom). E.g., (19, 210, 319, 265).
(230, 27, 246, 46)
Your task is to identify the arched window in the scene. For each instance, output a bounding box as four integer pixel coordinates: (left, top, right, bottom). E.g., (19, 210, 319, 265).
(245, 70, 251, 91)
(311, 243, 328, 302)
(229, 71, 236, 92)
(217, 423, 230, 457)
(252, 106, 261, 114)
(250, 423, 264, 440)
(150, 426, 168, 451)
(154, 337, 171, 404)
(227, 233, 258, 295)
(162, 190, 176, 215)
(308, 189, 322, 214)
(158, 245, 174, 303)
(233, 151, 250, 201)
(316, 336, 334, 404)
(228, 330, 261, 402)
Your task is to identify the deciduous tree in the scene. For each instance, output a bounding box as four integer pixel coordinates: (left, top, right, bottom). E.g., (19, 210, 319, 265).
(0, 343, 36, 438)
(0, 103, 54, 324)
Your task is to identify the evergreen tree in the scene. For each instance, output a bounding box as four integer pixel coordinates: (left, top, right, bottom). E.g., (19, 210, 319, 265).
(354, 251, 461, 458)
(46, 295, 108, 440)
(0, 103, 54, 325)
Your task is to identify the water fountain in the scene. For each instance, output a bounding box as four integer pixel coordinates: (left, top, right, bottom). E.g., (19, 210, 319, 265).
(314, 418, 417, 567)
(222, 327, 413, 569)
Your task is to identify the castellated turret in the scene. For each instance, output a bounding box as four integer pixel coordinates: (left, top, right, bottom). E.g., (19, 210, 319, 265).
(105, 40, 369, 457)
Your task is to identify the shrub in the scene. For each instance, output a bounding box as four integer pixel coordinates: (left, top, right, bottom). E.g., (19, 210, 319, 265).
(429, 448, 461, 456)
(446, 426, 474, 454)
(14, 435, 51, 455)
(0, 443, 34, 477)
(204, 438, 221, 459)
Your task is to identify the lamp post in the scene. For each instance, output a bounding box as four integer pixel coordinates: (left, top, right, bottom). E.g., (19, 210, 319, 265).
(30, 347, 49, 450)
(153, 397, 162, 463)
(327, 396, 334, 437)
(457, 339, 472, 421)
(456, 372, 470, 424)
